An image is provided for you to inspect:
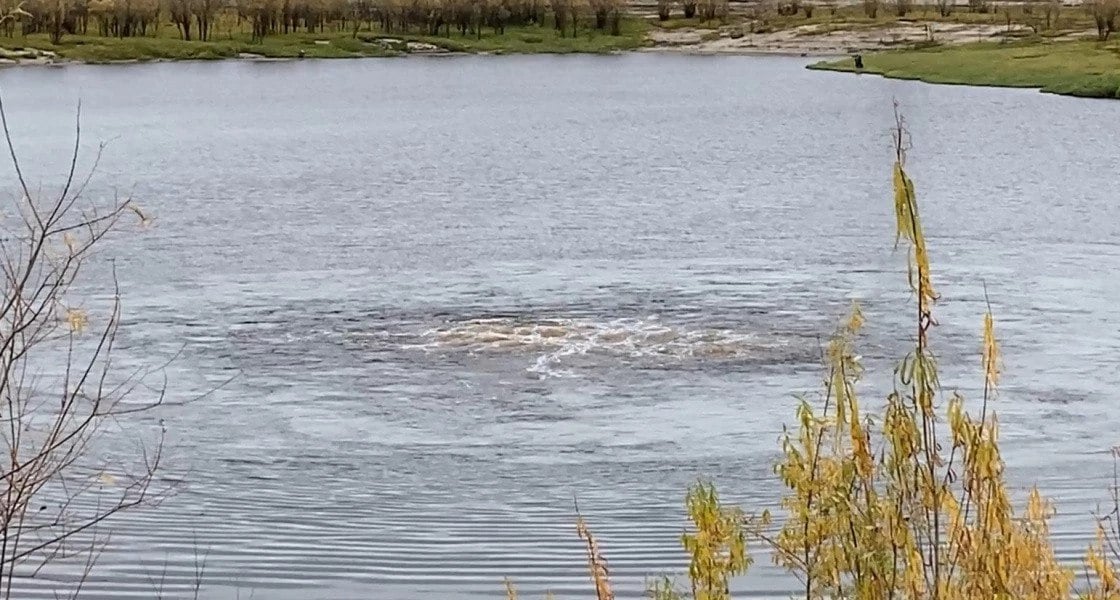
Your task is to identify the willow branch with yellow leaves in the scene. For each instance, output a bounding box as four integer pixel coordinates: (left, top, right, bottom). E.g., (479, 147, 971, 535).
(576, 503, 614, 600)
(509, 105, 1120, 600)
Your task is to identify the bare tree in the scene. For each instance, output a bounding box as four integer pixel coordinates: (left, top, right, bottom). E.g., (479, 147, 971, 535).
(192, 0, 216, 40)
(0, 4, 29, 37)
(590, 0, 606, 28)
(238, 0, 278, 40)
(569, 0, 584, 36)
(348, 0, 370, 36)
(550, 0, 568, 34)
(44, 0, 68, 43)
(169, 0, 193, 39)
(1087, 0, 1119, 39)
(0, 92, 166, 598)
(967, 0, 989, 13)
(1040, 0, 1059, 29)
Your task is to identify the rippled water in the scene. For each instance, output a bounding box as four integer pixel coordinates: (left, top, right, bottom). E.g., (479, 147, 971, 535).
(1, 54, 1119, 599)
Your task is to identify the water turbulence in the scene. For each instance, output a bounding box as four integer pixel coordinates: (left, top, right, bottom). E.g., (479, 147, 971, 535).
(408, 316, 795, 378)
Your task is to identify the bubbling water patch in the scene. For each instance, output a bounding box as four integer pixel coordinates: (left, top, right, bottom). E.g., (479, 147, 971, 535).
(408, 317, 786, 378)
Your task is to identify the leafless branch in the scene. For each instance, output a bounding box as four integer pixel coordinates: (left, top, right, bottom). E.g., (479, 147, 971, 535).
(0, 87, 168, 599)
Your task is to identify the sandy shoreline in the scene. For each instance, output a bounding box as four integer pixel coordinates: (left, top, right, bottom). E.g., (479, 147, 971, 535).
(644, 20, 1082, 55)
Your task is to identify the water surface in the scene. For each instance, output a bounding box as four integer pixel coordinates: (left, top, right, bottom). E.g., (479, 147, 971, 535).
(1, 54, 1118, 599)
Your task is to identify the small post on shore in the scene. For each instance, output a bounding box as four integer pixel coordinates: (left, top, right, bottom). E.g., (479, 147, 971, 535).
(853, 53, 864, 70)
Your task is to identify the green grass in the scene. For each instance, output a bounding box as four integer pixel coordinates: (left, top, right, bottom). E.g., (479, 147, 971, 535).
(386, 20, 649, 54)
(4, 31, 392, 62)
(809, 39, 1120, 99)
(0, 18, 648, 63)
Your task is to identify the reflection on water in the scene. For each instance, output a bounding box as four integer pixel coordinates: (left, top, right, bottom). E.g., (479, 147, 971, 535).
(0, 54, 1119, 599)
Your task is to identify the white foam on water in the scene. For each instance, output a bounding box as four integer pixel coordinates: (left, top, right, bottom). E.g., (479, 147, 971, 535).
(409, 316, 771, 378)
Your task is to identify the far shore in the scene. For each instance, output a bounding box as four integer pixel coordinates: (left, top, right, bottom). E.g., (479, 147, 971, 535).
(3, 18, 1091, 65)
(3, 4, 1117, 101)
(0, 45, 843, 70)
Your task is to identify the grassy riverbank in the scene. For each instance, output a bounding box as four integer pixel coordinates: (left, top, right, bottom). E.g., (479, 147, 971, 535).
(0, 20, 648, 63)
(809, 39, 1120, 99)
(5, 32, 384, 61)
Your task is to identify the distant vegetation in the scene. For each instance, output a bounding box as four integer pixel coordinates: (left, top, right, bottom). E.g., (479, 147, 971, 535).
(509, 109, 1120, 599)
(16, 0, 627, 41)
(0, 0, 644, 60)
(649, 0, 1096, 31)
(1, 0, 1118, 67)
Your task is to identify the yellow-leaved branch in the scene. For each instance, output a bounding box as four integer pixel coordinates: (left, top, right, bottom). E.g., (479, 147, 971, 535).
(505, 106, 1120, 600)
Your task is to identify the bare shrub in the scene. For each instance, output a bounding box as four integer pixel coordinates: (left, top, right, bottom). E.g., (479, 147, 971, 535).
(0, 95, 169, 596)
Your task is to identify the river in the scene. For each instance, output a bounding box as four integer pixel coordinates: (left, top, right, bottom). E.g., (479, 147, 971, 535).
(1, 54, 1118, 599)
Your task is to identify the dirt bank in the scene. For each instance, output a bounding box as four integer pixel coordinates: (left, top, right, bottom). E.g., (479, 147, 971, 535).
(645, 20, 1054, 55)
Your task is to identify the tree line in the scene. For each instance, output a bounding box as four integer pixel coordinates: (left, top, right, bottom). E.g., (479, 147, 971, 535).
(10, 0, 627, 44)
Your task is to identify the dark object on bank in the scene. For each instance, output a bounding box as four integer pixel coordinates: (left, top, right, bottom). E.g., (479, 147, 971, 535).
(298, 50, 306, 59)
(854, 54, 864, 69)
